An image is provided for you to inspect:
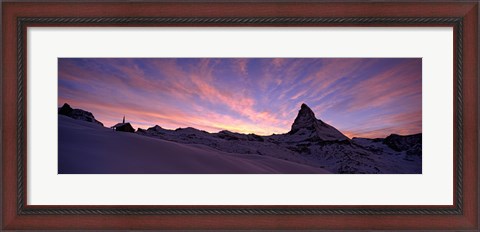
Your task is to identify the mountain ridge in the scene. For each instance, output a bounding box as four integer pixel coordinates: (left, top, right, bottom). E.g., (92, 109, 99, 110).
(58, 102, 422, 173)
(61, 102, 418, 140)
(58, 103, 103, 126)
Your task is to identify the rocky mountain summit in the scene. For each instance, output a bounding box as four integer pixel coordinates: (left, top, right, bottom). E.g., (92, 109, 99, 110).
(288, 103, 349, 141)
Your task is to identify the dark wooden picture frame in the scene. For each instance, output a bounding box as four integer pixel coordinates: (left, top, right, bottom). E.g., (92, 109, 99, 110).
(2, 1, 478, 230)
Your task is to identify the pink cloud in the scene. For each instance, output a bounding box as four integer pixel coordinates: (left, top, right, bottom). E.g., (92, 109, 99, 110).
(231, 59, 249, 76)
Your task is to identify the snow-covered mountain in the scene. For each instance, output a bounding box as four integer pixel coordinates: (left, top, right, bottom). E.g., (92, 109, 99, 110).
(135, 103, 421, 174)
(58, 103, 422, 174)
(287, 103, 349, 142)
(353, 133, 422, 162)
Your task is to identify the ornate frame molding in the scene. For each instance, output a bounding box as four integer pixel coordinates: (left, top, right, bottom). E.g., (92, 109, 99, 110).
(16, 17, 463, 215)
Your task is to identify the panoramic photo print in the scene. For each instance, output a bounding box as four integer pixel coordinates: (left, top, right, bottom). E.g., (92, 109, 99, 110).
(58, 58, 422, 174)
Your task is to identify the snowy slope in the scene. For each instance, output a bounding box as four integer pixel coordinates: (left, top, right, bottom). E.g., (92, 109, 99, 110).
(137, 125, 422, 174)
(58, 115, 330, 174)
(136, 103, 421, 174)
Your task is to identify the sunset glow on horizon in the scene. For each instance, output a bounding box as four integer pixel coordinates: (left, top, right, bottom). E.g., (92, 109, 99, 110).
(58, 58, 422, 138)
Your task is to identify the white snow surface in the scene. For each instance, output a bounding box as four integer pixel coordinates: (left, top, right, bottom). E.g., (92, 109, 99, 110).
(58, 115, 330, 174)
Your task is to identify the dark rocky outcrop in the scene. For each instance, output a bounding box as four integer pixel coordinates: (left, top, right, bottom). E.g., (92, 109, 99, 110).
(383, 133, 422, 156)
(58, 103, 103, 126)
(287, 103, 349, 141)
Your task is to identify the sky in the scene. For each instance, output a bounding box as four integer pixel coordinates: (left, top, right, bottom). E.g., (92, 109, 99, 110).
(58, 58, 422, 138)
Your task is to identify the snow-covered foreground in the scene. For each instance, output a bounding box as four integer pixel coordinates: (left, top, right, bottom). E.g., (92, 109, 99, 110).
(58, 115, 330, 174)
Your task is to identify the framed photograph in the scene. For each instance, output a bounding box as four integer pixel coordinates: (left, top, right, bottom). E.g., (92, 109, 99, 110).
(2, 1, 478, 230)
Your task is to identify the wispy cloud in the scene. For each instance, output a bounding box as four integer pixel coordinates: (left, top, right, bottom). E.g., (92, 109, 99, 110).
(58, 58, 422, 138)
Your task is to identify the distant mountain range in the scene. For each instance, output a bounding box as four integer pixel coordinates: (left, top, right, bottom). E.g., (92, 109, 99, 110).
(58, 103, 421, 174)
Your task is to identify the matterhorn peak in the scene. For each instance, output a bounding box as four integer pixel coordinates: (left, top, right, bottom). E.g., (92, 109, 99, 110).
(288, 103, 349, 141)
(291, 103, 321, 132)
(299, 103, 317, 119)
(300, 103, 310, 109)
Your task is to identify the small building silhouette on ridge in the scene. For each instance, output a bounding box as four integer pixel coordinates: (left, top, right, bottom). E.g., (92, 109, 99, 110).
(111, 116, 135, 133)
